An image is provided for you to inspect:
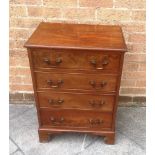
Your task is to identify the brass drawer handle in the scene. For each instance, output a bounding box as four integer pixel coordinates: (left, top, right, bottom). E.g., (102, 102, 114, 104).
(89, 99, 105, 107)
(89, 80, 107, 89)
(47, 80, 63, 88)
(47, 80, 52, 85)
(89, 119, 104, 125)
(90, 59, 97, 66)
(101, 81, 107, 87)
(43, 58, 51, 64)
(50, 117, 55, 122)
(89, 80, 96, 88)
(90, 56, 109, 70)
(48, 99, 64, 105)
(50, 117, 64, 124)
(57, 99, 64, 104)
(102, 59, 109, 65)
(55, 57, 62, 64)
(43, 57, 62, 67)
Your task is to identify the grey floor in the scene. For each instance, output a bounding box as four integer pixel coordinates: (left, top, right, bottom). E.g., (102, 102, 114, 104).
(9, 105, 146, 155)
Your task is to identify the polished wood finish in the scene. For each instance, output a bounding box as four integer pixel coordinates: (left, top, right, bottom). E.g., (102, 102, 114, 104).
(40, 109, 112, 129)
(37, 91, 115, 112)
(31, 48, 121, 73)
(25, 22, 127, 145)
(38, 128, 115, 144)
(35, 71, 118, 92)
(24, 22, 126, 51)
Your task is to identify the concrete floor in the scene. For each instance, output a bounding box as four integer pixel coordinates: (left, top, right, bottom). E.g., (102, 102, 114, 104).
(9, 105, 146, 155)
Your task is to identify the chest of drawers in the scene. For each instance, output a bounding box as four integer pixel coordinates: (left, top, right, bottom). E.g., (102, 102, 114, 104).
(24, 22, 127, 144)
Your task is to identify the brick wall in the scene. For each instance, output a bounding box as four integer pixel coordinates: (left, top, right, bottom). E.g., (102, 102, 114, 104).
(9, 0, 146, 105)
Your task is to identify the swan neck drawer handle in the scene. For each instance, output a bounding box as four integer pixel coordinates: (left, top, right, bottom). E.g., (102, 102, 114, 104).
(43, 57, 62, 67)
(89, 119, 104, 125)
(50, 117, 65, 124)
(90, 56, 109, 70)
(48, 99, 64, 105)
(47, 80, 63, 88)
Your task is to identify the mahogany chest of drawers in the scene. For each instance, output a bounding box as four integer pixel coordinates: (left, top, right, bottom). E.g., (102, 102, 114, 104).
(24, 22, 127, 144)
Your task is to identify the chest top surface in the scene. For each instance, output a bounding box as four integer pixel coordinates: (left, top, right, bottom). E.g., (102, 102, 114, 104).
(24, 22, 127, 52)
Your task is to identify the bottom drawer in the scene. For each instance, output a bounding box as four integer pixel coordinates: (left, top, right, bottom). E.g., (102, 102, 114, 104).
(40, 109, 112, 129)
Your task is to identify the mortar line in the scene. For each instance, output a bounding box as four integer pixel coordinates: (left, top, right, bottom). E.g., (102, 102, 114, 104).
(77, 0, 79, 8)
(41, 0, 43, 6)
(117, 129, 145, 150)
(113, 0, 115, 8)
(84, 136, 99, 150)
(75, 136, 100, 155)
(11, 148, 21, 155)
(10, 105, 34, 120)
(81, 134, 87, 151)
(9, 137, 25, 155)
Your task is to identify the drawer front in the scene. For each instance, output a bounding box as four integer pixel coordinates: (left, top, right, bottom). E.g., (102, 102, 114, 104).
(40, 109, 112, 129)
(35, 72, 118, 92)
(31, 49, 121, 73)
(38, 91, 115, 112)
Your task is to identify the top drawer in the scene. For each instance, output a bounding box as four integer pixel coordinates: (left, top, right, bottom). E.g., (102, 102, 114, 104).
(31, 48, 121, 73)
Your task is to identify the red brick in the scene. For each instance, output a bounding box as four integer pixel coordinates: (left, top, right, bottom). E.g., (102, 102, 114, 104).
(10, 6, 27, 17)
(120, 88, 146, 95)
(10, 67, 31, 76)
(97, 9, 131, 22)
(128, 33, 146, 43)
(138, 63, 146, 71)
(10, 84, 33, 92)
(10, 76, 22, 84)
(10, 56, 29, 67)
(127, 43, 146, 53)
(43, 0, 77, 7)
(63, 8, 95, 21)
(136, 80, 146, 87)
(10, 74, 32, 85)
(122, 24, 145, 33)
(124, 54, 146, 62)
(9, 39, 26, 49)
(27, 7, 61, 18)
(132, 11, 146, 21)
(122, 71, 146, 80)
(10, 17, 41, 28)
(9, 49, 27, 58)
(79, 0, 113, 8)
(123, 62, 139, 71)
(121, 79, 136, 87)
(10, 0, 42, 5)
(21, 76, 32, 84)
(123, 32, 129, 43)
(114, 0, 145, 9)
(10, 28, 30, 39)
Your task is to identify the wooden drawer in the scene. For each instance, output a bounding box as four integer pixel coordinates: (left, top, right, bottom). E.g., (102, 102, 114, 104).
(35, 71, 118, 92)
(40, 109, 112, 129)
(31, 49, 121, 73)
(38, 91, 115, 112)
